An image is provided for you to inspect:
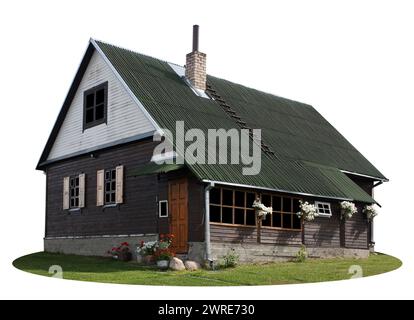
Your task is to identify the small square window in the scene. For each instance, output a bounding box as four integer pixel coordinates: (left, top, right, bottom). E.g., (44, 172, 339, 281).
(159, 200, 168, 218)
(315, 202, 332, 217)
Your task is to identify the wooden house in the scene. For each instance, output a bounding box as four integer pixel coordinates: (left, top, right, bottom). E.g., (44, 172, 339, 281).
(37, 26, 387, 263)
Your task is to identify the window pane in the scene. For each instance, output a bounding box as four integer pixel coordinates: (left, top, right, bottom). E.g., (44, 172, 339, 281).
(222, 189, 233, 206)
(272, 212, 282, 228)
(75, 198, 79, 207)
(222, 207, 233, 224)
(246, 210, 256, 226)
(86, 93, 94, 108)
(110, 193, 115, 203)
(293, 214, 302, 229)
(273, 196, 281, 211)
(246, 192, 256, 208)
(95, 104, 104, 120)
(210, 205, 221, 222)
(96, 88, 105, 104)
(283, 198, 292, 212)
(282, 214, 293, 229)
(111, 170, 116, 180)
(75, 188, 79, 196)
(234, 208, 245, 225)
(210, 188, 221, 205)
(111, 181, 116, 191)
(293, 199, 300, 214)
(105, 182, 111, 192)
(86, 108, 94, 123)
(159, 201, 168, 217)
(262, 213, 271, 226)
(105, 171, 110, 180)
(235, 191, 245, 207)
(105, 194, 110, 203)
(261, 194, 271, 207)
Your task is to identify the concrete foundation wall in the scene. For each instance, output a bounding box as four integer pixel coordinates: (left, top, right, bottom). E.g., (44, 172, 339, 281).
(208, 242, 369, 263)
(44, 234, 158, 259)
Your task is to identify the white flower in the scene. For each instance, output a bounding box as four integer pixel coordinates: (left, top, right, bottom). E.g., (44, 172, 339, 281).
(297, 201, 318, 222)
(363, 204, 378, 221)
(252, 200, 273, 218)
(340, 201, 357, 219)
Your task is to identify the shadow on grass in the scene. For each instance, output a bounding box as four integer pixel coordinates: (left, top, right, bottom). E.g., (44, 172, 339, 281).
(13, 252, 157, 274)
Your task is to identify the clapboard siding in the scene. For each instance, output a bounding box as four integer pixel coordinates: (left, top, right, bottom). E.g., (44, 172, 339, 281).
(46, 139, 160, 237)
(344, 205, 369, 249)
(210, 224, 302, 245)
(304, 203, 341, 247)
(48, 50, 154, 160)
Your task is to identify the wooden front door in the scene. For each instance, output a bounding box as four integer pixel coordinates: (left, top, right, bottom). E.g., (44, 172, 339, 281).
(169, 178, 189, 253)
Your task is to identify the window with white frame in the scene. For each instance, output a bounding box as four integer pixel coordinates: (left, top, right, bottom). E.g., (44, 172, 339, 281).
(159, 200, 168, 218)
(315, 202, 332, 217)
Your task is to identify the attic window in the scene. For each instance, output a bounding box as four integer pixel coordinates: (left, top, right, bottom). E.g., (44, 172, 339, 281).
(83, 82, 108, 130)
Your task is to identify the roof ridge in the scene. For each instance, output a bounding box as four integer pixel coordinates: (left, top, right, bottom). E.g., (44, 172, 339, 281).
(93, 38, 185, 69)
(93, 39, 314, 109)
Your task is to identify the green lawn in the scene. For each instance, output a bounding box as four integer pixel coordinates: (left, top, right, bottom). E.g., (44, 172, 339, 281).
(13, 252, 401, 286)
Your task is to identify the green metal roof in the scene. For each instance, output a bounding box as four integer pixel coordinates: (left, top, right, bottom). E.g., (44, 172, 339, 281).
(94, 40, 384, 203)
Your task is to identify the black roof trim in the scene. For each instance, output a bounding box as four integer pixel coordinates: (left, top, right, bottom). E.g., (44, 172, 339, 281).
(36, 42, 95, 170)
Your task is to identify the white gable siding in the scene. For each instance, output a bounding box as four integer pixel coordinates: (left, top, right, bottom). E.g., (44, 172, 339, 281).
(47, 51, 155, 160)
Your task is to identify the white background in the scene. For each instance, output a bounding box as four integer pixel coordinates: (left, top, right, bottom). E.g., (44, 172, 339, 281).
(0, 0, 413, 300)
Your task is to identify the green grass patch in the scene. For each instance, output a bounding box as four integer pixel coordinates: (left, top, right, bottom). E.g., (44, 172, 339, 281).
(13, 252, 401, 286)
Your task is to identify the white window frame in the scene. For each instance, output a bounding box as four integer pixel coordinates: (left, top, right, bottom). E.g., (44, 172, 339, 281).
(315, 201, 332, 217)
(159, 200, 169, 218)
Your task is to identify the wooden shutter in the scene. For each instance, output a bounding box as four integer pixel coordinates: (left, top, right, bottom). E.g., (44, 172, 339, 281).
(63, 176, 70, 210)
(115, 165, 124, 204)
(78, 173, 86, 208)
(96, 170, 104, 206)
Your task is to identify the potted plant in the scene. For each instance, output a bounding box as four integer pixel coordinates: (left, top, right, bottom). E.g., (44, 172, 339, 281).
(136, 240, 158, 264)
(340, 201, 358, 220)
(155, 248, 174, 270)
(296, 200, 318, 222)
(108, 242, 132, 262)
(363, 204, 378, 221)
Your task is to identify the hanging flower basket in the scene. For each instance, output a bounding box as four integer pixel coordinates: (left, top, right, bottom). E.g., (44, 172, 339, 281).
(252, 199, 272, 220)
(296, 201, 318, 222)
(363, 204, 378, 221)
(340, 201, 357, 220)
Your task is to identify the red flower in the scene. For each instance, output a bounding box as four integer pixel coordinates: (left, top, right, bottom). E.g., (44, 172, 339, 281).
(121, 242, 129, 247)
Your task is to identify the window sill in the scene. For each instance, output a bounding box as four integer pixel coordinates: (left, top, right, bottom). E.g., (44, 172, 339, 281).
(68, 208, 81, 214)
(317, 213, 332, 218)
(103, 203, 119, 209)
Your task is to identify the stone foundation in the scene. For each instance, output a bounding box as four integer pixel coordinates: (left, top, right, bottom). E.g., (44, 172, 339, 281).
(44, 234, 158, 259)
(188, 242, 370, 264)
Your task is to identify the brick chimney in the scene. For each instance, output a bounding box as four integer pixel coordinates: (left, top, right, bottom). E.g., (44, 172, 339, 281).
(185, 25, 207, 91)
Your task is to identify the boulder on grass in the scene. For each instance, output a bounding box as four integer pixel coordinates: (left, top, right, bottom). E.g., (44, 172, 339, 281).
(169, 257, 185, 271)
(184, 260, 201, 271)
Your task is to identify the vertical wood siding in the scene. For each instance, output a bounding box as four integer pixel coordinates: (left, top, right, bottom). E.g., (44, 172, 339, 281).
(48, 51, 155, 161)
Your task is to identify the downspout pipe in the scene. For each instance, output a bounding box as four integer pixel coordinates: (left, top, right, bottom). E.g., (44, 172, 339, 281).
(204, 182, 215, 266)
